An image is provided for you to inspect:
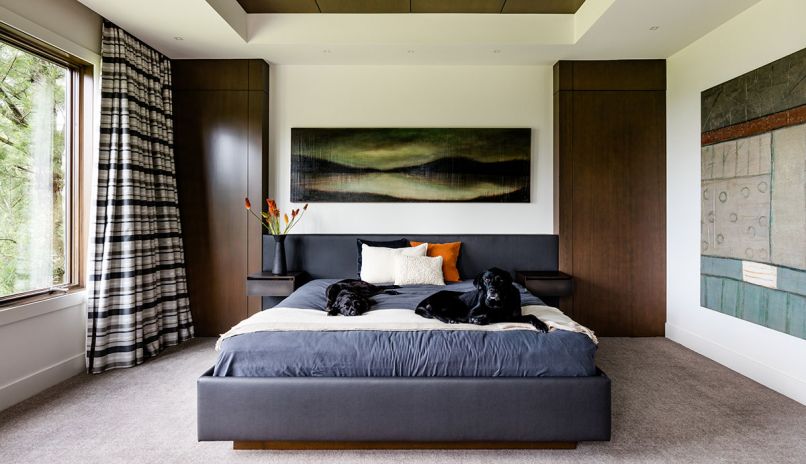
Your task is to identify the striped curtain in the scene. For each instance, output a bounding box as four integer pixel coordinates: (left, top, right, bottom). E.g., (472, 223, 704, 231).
(87, 22, 193, 374)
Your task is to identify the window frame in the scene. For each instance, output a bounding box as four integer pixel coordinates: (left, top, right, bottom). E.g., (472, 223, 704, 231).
(0, 25, 90, 307)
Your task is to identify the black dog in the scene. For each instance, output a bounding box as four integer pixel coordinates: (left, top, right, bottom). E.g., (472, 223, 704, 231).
(415, 268, 549, 332)
(325, 279, 399, 316)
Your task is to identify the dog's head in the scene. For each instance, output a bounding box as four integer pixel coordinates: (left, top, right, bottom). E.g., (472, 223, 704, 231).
(333, 289, 371, 316)
(474, 267, 514, 310)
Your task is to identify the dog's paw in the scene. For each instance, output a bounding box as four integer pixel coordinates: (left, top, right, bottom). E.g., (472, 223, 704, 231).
(469, 315, 490, 325)
(533, 320, 549, 333)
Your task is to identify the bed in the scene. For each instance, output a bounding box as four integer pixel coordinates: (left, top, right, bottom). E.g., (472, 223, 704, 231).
(197, 234, 611, 449)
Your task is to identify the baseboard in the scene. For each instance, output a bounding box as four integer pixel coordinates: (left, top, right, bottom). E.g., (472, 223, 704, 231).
(666, 323, 806, 405)
(0, 352, 85, 412)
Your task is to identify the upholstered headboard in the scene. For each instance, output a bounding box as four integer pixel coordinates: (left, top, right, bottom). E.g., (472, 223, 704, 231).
(262, 234, 558, 280)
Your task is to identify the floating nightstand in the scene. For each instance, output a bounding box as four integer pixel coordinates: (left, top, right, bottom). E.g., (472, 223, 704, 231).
(246, 271, 307, 298)
(515, 271, 574, 308)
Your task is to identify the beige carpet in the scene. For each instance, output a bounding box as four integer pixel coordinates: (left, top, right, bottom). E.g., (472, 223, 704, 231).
(1, 337, 804, 464)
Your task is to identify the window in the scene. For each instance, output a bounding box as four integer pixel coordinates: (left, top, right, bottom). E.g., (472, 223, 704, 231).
(0, 29, 83, 303)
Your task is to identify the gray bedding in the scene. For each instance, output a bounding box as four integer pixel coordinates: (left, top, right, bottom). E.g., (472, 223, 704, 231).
(214, 279, 597, 377)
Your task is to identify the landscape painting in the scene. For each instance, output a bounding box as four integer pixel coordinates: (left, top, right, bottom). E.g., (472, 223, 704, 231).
(290, 128, 531, 202)
(700, 46, 806, 340)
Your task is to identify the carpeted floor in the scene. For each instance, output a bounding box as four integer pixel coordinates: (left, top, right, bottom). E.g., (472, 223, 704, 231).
(0, 337, 804, 464)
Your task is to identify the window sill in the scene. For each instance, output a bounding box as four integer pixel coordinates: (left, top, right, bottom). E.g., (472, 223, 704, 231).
(0, 289, 86, 328)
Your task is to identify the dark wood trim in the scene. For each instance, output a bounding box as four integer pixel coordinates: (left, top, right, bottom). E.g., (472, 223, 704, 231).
(237, 0, 584, 14)
(248, 59, 270, 93)
(554, 60, 666, 92)
(172, 59, 252, 91)
(554, 87, 574, 317)
(233, 440, 578, 450)
(553, 60, 573, 94)
(246, 60, 269, 316)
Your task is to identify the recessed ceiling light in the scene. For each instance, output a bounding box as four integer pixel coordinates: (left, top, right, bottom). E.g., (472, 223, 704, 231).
(492, 49, 502, 54)
(649, 26, 660, 31)
(322, 49, 332, 53)
(407, 50, 415, 54)
(173, 36, 184, 41)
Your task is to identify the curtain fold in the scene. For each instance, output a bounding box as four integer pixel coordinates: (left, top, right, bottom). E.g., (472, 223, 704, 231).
(87, 21, 193, 374)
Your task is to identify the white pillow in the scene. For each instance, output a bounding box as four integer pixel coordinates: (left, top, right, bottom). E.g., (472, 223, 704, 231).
(360, 243, 427, 284)
(393, 255, 445, 286)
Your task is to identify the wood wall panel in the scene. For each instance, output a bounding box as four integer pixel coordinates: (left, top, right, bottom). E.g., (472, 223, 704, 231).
(172, 60, 250, 91)
(502, 0, 585, 14)
(173, 59, 269, 336)
(554, 60, 666, 336)
(411, 0, 505, 13)
(238, 0, 585, 14)
(246, 61, 270, 317)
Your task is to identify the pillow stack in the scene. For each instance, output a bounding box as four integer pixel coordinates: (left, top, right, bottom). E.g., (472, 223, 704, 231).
(359, 243, 429, 284)
(357, 238, 463, 286)
(409, 241, 462, 282)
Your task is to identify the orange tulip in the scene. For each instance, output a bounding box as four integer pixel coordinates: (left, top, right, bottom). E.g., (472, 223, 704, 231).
(267, 199, 279, 217)
(284, 213, 289, 224)
(244, 197, 251, 210)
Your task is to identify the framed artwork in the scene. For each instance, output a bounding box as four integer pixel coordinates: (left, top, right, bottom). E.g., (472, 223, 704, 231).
(700, 47, 806, 339)
(290, 128, 531, 202)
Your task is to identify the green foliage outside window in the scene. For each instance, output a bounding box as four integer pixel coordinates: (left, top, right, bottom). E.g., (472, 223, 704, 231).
(0, 40, 68, 298)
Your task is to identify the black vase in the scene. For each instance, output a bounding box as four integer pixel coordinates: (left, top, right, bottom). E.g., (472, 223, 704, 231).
(272, 235, 287, 275)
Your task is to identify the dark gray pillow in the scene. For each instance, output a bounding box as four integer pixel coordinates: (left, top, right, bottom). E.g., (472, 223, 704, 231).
(356, 238, 410, 276)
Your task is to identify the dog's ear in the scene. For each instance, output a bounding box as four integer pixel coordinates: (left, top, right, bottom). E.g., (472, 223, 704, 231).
(492, 267, 513, 284)
(502, 271, 513, 285)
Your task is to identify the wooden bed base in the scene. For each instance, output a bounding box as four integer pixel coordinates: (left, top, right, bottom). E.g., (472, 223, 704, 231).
(233, 440, 578, 450)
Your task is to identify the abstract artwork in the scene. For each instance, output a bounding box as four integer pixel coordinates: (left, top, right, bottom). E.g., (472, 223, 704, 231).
(290, 128, 530, 202)
(700, 47, 806, 340)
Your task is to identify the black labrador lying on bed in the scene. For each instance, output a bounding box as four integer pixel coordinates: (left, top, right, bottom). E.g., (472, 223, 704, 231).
(415, 267, 549, 332)
(325, 279, 400, 316)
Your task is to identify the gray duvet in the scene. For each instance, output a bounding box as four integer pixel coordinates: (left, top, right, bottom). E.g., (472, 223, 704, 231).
(214, 279, 597, 377)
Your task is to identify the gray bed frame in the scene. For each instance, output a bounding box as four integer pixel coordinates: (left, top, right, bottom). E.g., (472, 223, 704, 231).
(197, 234, 611, 448)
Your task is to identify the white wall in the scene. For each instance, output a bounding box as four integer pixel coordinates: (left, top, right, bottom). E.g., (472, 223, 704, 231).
(269, 65, 554, 234)
(0, 0, 101, 57)
(0, 0, 101, 412)
(0, 294, 86, 411)
(666, 0, 806, 405)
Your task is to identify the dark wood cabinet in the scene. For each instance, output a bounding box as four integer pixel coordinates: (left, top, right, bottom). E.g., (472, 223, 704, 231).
(172, 59, 269, 336)
(554, 60, 666, 336)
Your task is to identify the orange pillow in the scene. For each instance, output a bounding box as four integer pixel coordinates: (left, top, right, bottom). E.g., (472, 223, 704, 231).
(410, 241, 462, 282)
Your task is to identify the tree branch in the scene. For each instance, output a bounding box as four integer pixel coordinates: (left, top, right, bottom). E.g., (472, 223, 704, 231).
(0, 85, 28, 127)
(0, 55, 17, 85)
(0, 134, 15, 148)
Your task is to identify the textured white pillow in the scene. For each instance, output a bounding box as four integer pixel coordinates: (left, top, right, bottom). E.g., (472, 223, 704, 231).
(360, 243, 427, 284)
(394, 255, 445, 286)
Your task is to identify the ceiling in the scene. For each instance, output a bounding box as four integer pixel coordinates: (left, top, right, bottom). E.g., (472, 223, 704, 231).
(235, 0, 587, 14)
(76, 0, 760, 65)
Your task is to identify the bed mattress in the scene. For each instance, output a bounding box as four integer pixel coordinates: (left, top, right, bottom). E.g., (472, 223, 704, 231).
(213, 279, 597, 378)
